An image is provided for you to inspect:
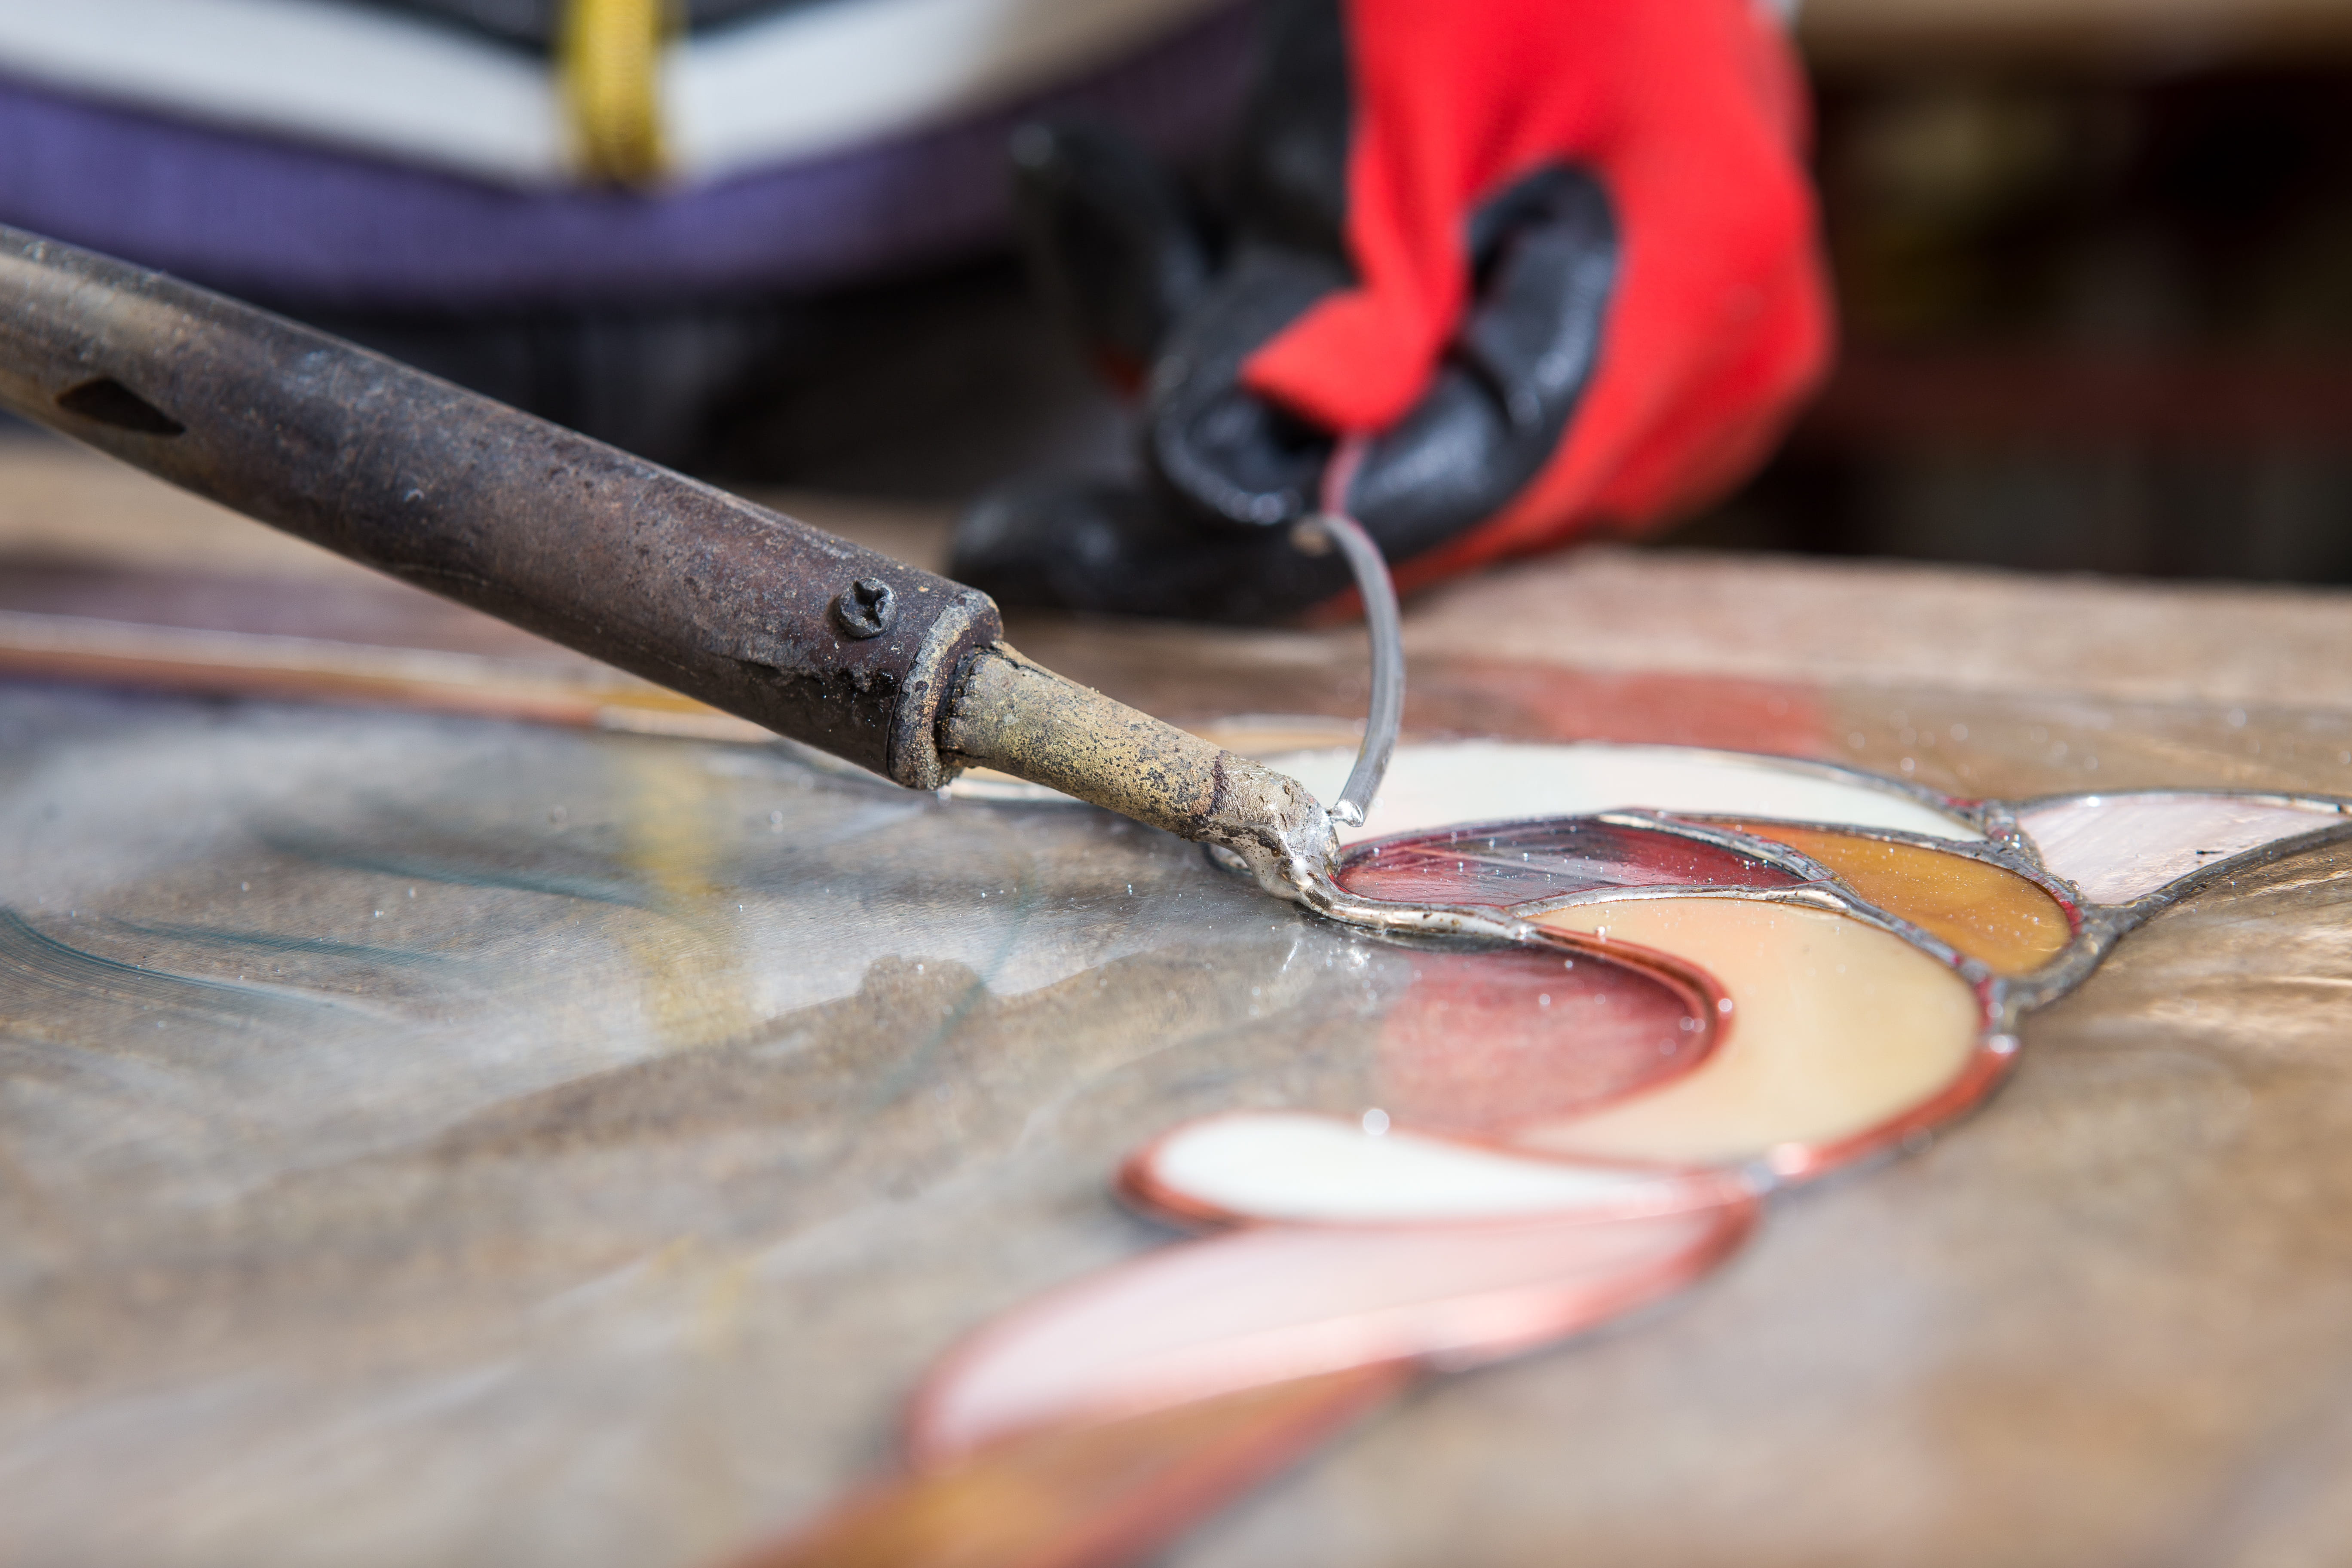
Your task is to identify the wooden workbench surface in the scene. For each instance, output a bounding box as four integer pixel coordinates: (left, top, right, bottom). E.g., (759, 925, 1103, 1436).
(4, 436, 2351, 1568)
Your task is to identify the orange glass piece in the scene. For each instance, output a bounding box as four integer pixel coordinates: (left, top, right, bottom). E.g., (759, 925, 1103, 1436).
(1711, 821, 2073, 977)
(741, 1366, 1408, 1568)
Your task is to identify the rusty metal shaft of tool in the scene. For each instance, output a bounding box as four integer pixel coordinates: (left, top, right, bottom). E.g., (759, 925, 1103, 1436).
(0, 225, 1335, 898)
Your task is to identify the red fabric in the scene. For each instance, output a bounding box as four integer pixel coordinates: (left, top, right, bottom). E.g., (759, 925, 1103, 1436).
(1240, 0, 1832, 574)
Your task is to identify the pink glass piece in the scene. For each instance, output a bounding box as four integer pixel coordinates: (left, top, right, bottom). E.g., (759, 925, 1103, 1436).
(1375, 939, 1719, 1133)
(1122, 1112, 1747, 1229)
(1335, 818, 1806, 909)
(2017, 793, 2351, 905)
(907, 1200, 1755, 1466)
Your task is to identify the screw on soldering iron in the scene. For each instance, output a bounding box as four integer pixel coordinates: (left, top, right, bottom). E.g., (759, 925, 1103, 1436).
(833, 577, 897, 639)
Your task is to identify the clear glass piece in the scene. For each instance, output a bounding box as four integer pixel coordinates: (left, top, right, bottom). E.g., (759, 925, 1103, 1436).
(2018, 793, 2350, 905)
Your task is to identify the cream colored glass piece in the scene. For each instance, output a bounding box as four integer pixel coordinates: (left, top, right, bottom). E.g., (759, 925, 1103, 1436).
(1262, 741, 1981, 845)
(2017, 793, 2349, 905)
(1139, 1112, 1694, 1225)
(1523, 898, 1982, 1167)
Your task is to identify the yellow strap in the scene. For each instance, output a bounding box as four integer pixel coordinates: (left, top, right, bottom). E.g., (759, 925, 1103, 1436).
(558, 0, 669, 186)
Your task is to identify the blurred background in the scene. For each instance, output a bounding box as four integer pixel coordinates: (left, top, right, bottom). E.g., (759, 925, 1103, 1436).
(5, 0, 2350, 584)
(1718, 0, 2352, 582)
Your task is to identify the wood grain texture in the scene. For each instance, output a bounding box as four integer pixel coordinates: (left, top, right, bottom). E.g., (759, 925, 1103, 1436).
(5, 437, 2352, 1566)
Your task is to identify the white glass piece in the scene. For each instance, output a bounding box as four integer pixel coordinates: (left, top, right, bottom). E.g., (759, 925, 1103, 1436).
(1140, 1112, 1694, 1225)
(1262, 741, 1981, 845)
(2019, 793, 2349, 906)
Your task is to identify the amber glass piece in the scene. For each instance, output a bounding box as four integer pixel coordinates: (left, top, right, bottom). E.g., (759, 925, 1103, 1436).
(1712, 821, 2073, 976)
(1525, 898, 1985, 1171)
(742, 1366, 1407, 1568)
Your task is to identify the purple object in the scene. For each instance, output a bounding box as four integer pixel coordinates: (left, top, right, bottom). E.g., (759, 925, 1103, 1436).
(0, 3, 1251, 309)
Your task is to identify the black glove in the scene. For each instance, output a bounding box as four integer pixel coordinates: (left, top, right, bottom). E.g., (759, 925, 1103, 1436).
(951, 0, 1620, 625)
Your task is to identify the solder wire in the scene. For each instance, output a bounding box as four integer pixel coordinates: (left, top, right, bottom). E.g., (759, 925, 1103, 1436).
(1307, 432, 1402, 829)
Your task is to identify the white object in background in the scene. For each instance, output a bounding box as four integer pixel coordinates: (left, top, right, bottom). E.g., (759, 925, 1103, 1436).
(0, 0, 1230, 186)
(1264, 741, 1982, 845)
(672, 0, 1234, 180)
(2016, 792, 2348, 905)
(0, 0, 560, 182)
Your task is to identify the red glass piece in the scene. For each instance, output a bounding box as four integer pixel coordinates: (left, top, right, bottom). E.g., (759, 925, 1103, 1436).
(1335, 818, 1807, 909)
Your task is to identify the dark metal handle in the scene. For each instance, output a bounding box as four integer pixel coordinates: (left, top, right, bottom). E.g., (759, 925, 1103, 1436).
(0, 225, 999, 789)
